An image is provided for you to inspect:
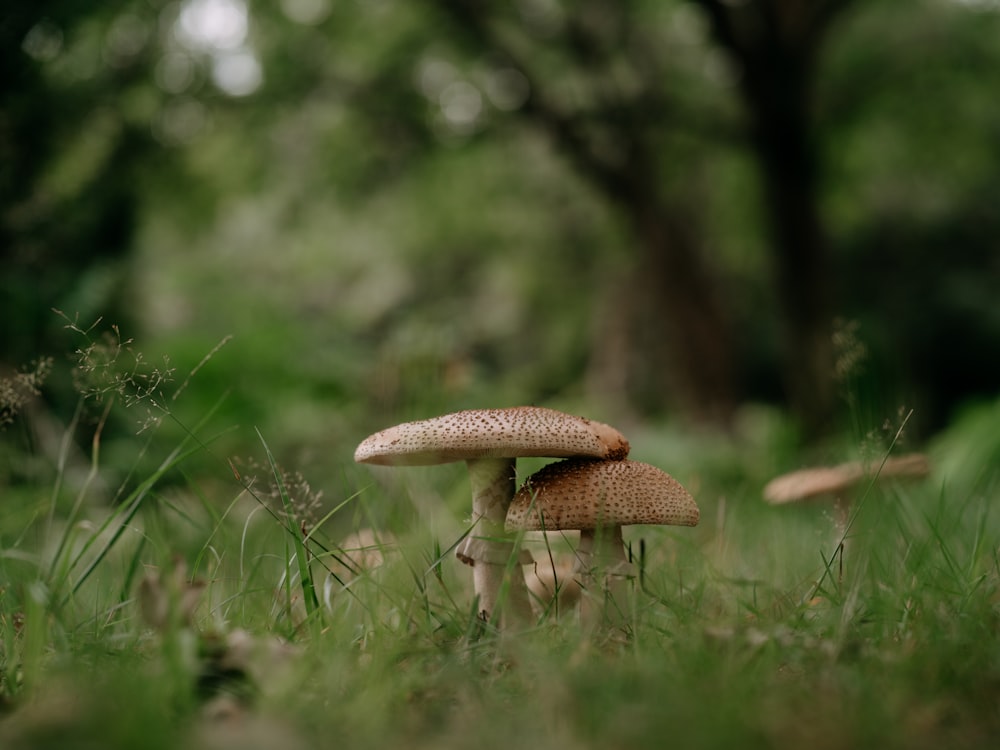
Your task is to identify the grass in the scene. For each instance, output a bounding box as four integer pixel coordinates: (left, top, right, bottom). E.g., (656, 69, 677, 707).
(1, 333, 999, 749)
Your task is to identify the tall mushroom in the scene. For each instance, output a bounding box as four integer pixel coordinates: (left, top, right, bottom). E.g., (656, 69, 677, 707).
(353, 407, 630, 623)
(505, 458, 699, 629)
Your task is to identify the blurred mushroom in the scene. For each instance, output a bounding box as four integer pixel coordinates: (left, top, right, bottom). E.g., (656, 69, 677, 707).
(137, 556, 205, 632)
(329, 528, 397, 583)
(354, 406, 630, 624)
(763, 452, 931, 536)
(506, 458, 699, 630)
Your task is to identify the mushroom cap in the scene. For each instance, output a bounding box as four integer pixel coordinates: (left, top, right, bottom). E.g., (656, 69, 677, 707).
(762, 465, 862, 505)
(505, 458, 699, 531)
(763, 452, 930, 505)
(354, 406, 630, 466)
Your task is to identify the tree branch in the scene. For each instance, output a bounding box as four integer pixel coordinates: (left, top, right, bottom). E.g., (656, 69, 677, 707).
(428, 0, 636, 202)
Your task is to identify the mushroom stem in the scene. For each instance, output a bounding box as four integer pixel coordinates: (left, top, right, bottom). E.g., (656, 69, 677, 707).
(831, 495, 851, 539)
(575, 526, 634, 631)
(577, 526, 629, 568)
(830, 495, 852, 584)
(455, 457, 533, 624)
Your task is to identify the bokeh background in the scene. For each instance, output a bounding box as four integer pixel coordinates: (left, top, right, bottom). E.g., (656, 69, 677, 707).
(4, 0, 1000, 500)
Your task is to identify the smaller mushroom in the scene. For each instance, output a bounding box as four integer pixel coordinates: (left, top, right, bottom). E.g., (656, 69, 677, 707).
(763, 452, 931, 537)
(137, 556, 205, 632)
(506, 458, 699, 631)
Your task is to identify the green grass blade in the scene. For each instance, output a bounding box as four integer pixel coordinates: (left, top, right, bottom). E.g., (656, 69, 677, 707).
(255, 428, 319, 619)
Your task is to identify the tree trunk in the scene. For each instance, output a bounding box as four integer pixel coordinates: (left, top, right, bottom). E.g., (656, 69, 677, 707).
(630, 202, 738, 425)
(586, 163, 738, 426)
(746, 60, 835, 435)
(695, 0, 851, 436)
(432, 0, 745, 426)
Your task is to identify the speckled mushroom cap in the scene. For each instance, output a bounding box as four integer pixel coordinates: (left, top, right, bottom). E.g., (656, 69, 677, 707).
(505, 458, 699, 531)
(354, 407, 630, 466)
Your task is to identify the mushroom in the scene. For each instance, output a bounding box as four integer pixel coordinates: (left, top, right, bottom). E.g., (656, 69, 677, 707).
(137, 556, 205, 632)
(763, 452, 931, 537)
(505, 458, 699, 629)
(524, 551, 581, 617)
(353, 406, 630, 624)
(329, 528, 398, 583)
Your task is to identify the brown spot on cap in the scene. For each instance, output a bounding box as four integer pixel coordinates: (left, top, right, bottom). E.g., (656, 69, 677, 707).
(505, 458, 699, 531)
(354, 407, 630, 466)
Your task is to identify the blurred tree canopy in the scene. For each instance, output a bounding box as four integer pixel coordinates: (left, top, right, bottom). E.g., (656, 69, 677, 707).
(3, 0, 999, 450)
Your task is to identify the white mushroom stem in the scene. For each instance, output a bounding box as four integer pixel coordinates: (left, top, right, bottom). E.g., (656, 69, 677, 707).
(525, 555, 581, 617)
(574, 526, 635, 630)
(831, 495, 851, 538)
(455, 457, 533, 624)
(576, 526, 628, 569)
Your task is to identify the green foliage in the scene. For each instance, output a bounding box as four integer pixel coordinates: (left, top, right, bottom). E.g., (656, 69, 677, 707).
(3, 1, 1000, 740)
(4, 0, 998, 441)
(823, 0, 1000, 432)
(1, 332, 999, 748)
